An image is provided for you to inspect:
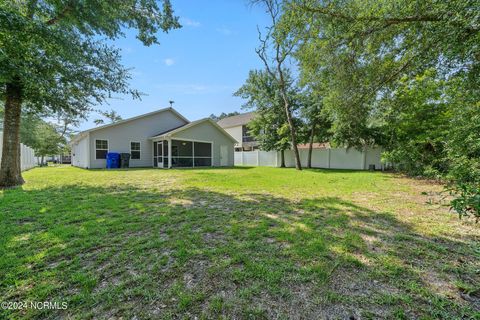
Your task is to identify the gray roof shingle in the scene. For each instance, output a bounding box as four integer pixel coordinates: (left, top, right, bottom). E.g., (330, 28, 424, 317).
(153, 124, 187, 137)
(217, 112, 256, 128)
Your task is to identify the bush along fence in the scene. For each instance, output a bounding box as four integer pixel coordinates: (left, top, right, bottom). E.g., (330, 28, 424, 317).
(0, 133, 37, 171)
(234, 147, 383, 170)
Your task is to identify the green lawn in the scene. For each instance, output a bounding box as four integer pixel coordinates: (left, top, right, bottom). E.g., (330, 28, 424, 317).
(1, 166, 479, 319)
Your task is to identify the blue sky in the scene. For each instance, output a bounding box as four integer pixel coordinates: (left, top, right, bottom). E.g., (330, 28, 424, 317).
(80, 0, 270, 130)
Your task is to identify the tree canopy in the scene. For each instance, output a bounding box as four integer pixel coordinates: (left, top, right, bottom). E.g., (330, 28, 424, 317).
(209, 112, 241, 122)
(235, 69, 297, 161)
(288, 0, 479, 148)
(0, 0, 180, 118)
(94, 109, 123, 126)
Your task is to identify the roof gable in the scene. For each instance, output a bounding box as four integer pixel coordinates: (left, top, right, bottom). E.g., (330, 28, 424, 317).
(151, 118, 238, 143)
(217, 112, 256, 128)
(70, 107, 189, 144)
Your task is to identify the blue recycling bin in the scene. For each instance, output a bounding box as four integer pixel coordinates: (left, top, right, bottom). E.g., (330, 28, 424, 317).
(106, 152, 120, 169)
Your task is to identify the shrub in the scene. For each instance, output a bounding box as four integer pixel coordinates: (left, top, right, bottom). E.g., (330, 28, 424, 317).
(449, 183, 480, 222)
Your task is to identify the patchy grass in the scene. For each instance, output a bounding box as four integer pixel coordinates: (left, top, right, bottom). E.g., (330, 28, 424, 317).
(1, 166, 479, 319)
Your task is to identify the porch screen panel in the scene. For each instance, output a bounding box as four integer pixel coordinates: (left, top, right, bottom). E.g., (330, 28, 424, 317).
(194, 142, 212, 167)
(194, 158, 211, 166)
(163, 140, 168, 164)
(171, 140, 193, 167)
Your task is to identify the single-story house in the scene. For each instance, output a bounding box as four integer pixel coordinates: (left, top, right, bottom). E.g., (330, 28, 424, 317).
(70, 107, 237, 169)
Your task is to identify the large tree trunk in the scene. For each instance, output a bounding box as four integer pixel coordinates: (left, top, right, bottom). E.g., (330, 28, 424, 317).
(0, 80, 24, 188)
(280, 149, 285, 167)
(277, 66, 301, 170)
(283, 101, 302, 170)
(307, 123, 316, 169)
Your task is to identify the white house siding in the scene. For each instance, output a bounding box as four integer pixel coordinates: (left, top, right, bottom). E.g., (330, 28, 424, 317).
(71, 135, 89, 168)
(223, 126, 243, 148)
(88, 110, 188, 169)
(0, 133, 36, 171)
(170, 121, 235, 166)
(236, 147, 383, 170)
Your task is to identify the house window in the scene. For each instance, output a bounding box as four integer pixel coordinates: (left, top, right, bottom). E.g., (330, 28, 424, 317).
(95, 140, 108, 159)
(242, 125, 254, 142)
(130, 142, 141, 159)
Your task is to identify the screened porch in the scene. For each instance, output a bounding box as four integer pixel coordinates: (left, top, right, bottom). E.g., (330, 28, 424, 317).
(152, 139, 213, 168)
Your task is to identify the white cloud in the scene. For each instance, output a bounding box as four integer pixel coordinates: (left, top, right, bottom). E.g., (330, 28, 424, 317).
(164, 58, 175, 66)
(216, 27, 233, 36)
(180, 17, 201, 27)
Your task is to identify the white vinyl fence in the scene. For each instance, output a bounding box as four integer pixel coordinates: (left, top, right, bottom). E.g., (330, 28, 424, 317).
(235, 147, 383, 170)
(0, 133, 37, 171)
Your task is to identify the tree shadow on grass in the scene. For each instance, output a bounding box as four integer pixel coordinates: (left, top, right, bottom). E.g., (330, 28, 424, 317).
(0, 185, 478, 319)
(303, 168, 376, 174)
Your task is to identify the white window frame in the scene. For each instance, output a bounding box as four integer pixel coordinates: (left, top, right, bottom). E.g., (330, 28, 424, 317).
(95, 139, 109, 160)
(130, 141, 141, 160)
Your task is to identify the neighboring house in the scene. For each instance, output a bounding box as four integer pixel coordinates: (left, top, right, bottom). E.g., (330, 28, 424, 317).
(217, 112, 330, 152)
(70, 107, 237, 169)
(217, 112, 258, 151)
(45, 154, 71, 164)
(218, 112, 382, 170)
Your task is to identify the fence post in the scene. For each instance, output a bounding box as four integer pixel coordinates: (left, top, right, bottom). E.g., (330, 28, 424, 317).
(256, 150, 260, 166)
(21, 144, 24, 170)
